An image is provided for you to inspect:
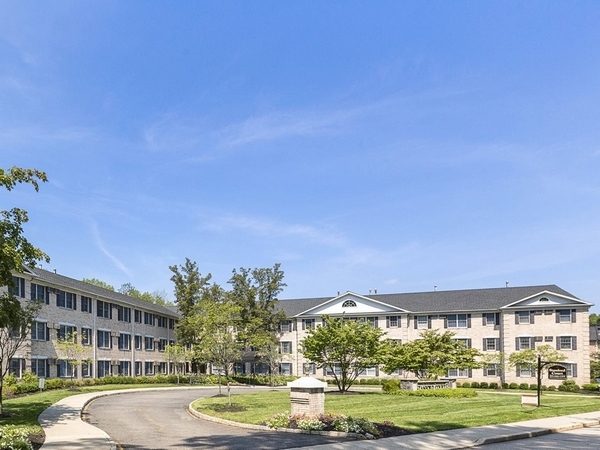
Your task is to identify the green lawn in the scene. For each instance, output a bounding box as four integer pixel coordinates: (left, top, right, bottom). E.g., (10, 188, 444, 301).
(193, 389, 600, 432)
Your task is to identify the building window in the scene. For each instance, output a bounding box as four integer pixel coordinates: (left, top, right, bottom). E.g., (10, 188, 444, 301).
(31, 359, 48, 377)
(81, 362, 92, 378)
(117, 306, 131, 323)
(119, 361, 131, 376)
(302, 319, 315, 330)
(416, 316, 429, 329)
(134, 310, 142, 323)
(516, 337, 533, 350)
(557, 309, 575, 324)
(97, 361, 111, 378)
(145, 361, 154, 375)
(303, 362, 317, 375)
(280, 341, 292, 354)
(516, 311, 531, 324)
(97, 300, 112, 319)
(135, 361, 142, 376)
(57, 290, 76, 310)
(157, 316, 168, 328)
(386, 316, 400, 328)
(564, 363, 578, 378)
(454, 338, 472, 348)
(325, 364, 342, 376)
(158, 338, 167, 352)
(558, 336, 577, 350)
(118, 333, 131, 351)
(58, 325, 76, 341)
(342, 300, 357, 308)
(280, 362, 292, 375)
(144, 312, 155, 326)
(81, 296, 92, 313)
(97, 330, 112, 349)
(32, 321, 48, 341)
(447, 314, 469, 328)
(135, 335, 142, 350)
(280, 321, 291, 332)
(58, 360, 75, 378)
(168, 318, 175, 329)
(9, 358, 25, 378)
(159, 362, 167, 374)
(483, 338, 500, 351)
(145, 336, 154, 351)
(484, 364, 498, 377)
(30, 284, 48, 303)
(81, 328, 92, 346)
(447, 368, 469, 378)
(517, 365, 534, 377)
(10, 276, 25, 298)
(483, 313, 498, 326)
(360, 367, 378, 377)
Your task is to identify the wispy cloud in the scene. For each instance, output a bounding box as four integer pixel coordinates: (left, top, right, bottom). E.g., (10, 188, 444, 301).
(0, 125, 101, 148)
(90, 221, 132, 278)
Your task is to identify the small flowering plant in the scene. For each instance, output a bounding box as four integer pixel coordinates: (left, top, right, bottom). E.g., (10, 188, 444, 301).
(264, 412, 380, 437)
(0, 426, 34, 450)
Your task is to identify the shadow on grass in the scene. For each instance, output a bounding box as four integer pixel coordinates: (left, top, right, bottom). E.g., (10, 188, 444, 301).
(204, 404, 247, 413)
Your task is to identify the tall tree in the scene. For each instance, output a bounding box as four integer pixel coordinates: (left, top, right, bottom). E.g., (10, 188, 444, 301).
(383, 330, 482, 379)
(301, 316, 386, 392)
(508, 344, 566, 375)
(82, 278, 115, 291)
(163, 344, 188, 384)
(228, 264, 287, 348)
(54, 331, 92, 388)
(118, 283, 173, 306)
(0, 166, 49, 416)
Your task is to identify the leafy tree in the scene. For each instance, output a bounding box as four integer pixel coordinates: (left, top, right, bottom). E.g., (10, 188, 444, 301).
(53, 331, 92, 388)
(383, 330, 482, 379)
(82, 278, 115, 291)
(0, 166, 49, 415)
(590, 313, 599, 325)
(480, 351, 507, 387)
(301, 316, 386, 392)
(163, 344, 188, 384)
(591, 352, 600, 382)
(118, 282, 173, 306)
(228, 263, 287, 348)
(255, 339, 283, 388)
(508, 344, 566, 374)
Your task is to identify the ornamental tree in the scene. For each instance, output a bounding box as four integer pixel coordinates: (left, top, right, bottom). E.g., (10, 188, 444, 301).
(300, 315, 386, 392)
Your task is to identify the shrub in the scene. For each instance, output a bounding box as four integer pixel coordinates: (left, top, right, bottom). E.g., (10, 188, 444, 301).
(502, 383, 509, 389)
(455, 382, 462, 388)
(470, 382, 480, 389)
(461, 382, 471, 388)
(296, 416, 326, 431)
(479, 382, 488, 389)
(529, 384, 538, 391)
(45, 378, 65, 390)
(3, 374, 17, 387)
(489, 382, 498, 389)
(541, 385, 548, 391)
(0, 425, 33, 450)
(518, 383, 529, 390)
(558, 380, 580, 392)
(509, 383, 519, 389)
(547, 385, 557, 391)
(14, 383, 38, 395)
(381, 379, 401, 394)
(405, 388, 477, 398)
(265, 412, 291, 429)
(582, 383, 598, 391)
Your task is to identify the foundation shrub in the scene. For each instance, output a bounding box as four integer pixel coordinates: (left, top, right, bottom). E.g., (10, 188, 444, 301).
(381, 379, 401, 394)
(582, 383, 598, 391)
(455, 382, 462, 387)
(529, 384, 538, 391)
(547, 385, 557, 391)
(44, 378, 65, 390)
(502, 383, 509, 389)
(461, 382, 471, 388)
(558, 380, 580, 392)
(518, 383, 529, 390)
(0, 425, 34, 450)
(489, 382, 499, 389)
(470, 382, 480, 388)
(479, 382, 488, 389)
(509, 383, 519, 389)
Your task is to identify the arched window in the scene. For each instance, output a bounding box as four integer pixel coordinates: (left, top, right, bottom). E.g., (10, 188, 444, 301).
(342, 300, 357, 308)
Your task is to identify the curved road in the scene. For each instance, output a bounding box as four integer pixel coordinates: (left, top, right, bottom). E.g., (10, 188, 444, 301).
(83, 387, 353, 450)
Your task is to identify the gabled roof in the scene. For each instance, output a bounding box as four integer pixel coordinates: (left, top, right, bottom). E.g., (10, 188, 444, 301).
(26, 268, 179, 318)
(278, 285, 586, 316)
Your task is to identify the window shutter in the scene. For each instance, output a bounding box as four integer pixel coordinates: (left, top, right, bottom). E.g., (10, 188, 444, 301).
(46, 325, 50, 341)
(292, 320, 297, 331)
(467, 338, 472, 349)
(427, 316, 432, 329)
(572, 364, 578, 378)
(556, 338, 560, 350)
(530, 311, 535, 324)
(556, 311, 560, 323)
(414, 317, 417, 329)
(495, 313, 500, 326)
(374, 317, 379, 328)
(468, 369, 472, 378)
(571, 309, 576, 323)
(73, 295, 77, 311)
(386, 317, 390, 328)
(515, 312, 519, 324)
(496, 338, 501, 350)
(482, 338, 486, 350)
(482, 315, 487, 326)
(531, 337, 535, 349)
(515, 337, 520, 350)
(572, 336, 577, 350)
(467, 314, 472, 328)
(443, 316, 448, 328)
(516, 365, 521, 377)
(19, 278, 25, 297)
(483, 366, 488, 376)
(375, 367, 380, 377)
(398, 316, 402, 328)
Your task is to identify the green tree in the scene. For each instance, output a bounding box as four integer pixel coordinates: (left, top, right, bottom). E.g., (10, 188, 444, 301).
(480, 351, 507, 387)
(383, 330, 482, 379)
(82, 278, 115, 291)
(590, 352, 600, 382)
(228, 264, 287, 348)
(54, 331, 92, 388)
(118, 283, 173, 306)
(0, 166, 49, 415)
(590, 313, 599, 325)
(508, 344, 566, 375)
(163, 344, 188, 384)
(255, 339, 283, 388)
(301, 316, 386, 392)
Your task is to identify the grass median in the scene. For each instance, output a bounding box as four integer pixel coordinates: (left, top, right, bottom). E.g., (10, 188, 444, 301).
(192, 389, 600, 433)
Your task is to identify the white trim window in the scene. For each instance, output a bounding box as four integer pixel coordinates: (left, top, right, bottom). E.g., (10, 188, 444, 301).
(280, 362, 292, 375)
(447, 314, 469, 328)
(416, 316, 429, 329)
(325, 364, 342, 376)
(58, 360, 75, 378)
(483, 364, 498, 377)
(447, 368, 469, 378)
(558, 336, 577, 350)
(58, 325, 76, 341)
(97, 330, 112, 349)
(118, 333, 131, 351)
(516, 311, 531, 324)
(517, 365, 534, 377)
(81, 328, 92, 346)
(31, 358, 48, 377)
(302, 318, 315, 330)
(145, 336, 154, 351)
(280, 341, 292, 354)
(81, 296, 92, 313)
(32, 321, 48, 341)
(386, 316, 400, 328)
(135, 335, 142, 350)
(557, 309, 575, 324)
(483, 338, 500, 351)
(145, 361, 154, 375)
(97, 360, 110, 378)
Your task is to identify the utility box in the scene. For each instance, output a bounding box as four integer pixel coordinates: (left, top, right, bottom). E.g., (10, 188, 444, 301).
(287, 377, 327, 416)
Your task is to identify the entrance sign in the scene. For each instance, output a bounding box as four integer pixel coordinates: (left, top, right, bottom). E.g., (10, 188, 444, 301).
(547, 365, 567, 380)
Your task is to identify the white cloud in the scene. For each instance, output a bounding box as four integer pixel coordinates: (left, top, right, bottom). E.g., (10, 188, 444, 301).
(90, 221, 132, 278)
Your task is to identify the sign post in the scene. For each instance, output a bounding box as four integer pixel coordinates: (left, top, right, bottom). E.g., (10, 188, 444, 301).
(536, 356, 567, 407)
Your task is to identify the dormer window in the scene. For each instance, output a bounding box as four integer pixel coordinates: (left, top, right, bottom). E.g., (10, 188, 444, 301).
(342, 300, 357, 308)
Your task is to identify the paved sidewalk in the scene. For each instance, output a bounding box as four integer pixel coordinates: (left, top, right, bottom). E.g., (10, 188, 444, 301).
(38, 389, 600, 450)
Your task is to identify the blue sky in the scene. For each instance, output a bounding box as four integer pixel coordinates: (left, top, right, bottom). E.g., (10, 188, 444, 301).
(2, 1, 600, 310)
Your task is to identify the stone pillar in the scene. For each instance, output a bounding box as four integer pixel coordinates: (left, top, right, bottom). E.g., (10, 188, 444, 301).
(287, 377, 327, 416)
(400, 378, 419, 391)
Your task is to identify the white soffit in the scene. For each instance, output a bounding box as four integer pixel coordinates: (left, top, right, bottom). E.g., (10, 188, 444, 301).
(299, 292, 405, 316)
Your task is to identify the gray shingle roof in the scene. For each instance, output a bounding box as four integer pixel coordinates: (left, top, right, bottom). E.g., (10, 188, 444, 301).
(278, 285, 581, 316)
(29, 267, 179, 318)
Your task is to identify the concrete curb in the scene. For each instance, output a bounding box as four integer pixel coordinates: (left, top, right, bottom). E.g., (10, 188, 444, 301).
(187, 402, 364, 440)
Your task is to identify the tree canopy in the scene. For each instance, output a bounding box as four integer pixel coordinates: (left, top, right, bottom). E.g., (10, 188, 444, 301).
(382, 329, 482, 379)
(300, 315, 386, 392)
(507, 344, 566, 372)
(82, 278, 115, 291)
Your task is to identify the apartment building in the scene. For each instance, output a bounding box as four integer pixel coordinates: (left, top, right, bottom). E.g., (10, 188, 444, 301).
(276, 285, 593, 386)
(5, 267, 179, 380)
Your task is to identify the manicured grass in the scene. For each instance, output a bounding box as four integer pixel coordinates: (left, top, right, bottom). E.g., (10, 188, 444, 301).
(192, 389, 600, 432)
